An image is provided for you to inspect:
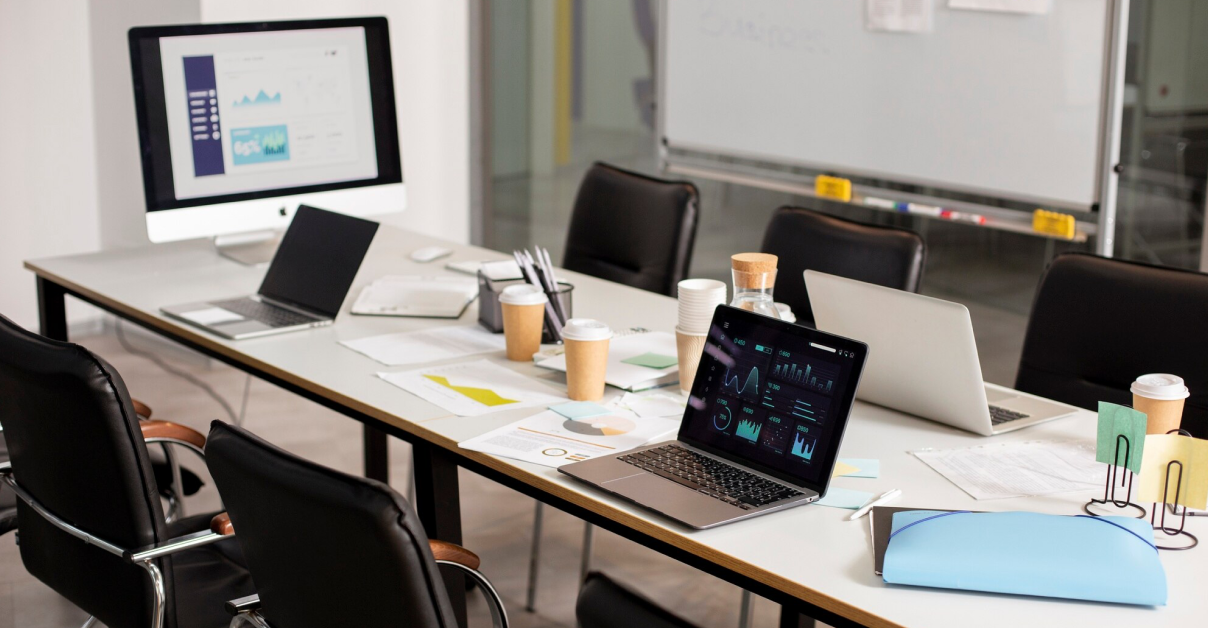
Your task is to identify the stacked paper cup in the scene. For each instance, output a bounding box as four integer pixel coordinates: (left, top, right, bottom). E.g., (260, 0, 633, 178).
(676, 279, 727, 394)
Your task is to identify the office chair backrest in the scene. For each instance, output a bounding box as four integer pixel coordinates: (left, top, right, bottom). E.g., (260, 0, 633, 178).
(0, 314, 170, 628)
(761, 206, 926, 327)
(1016, 253, 1208, 437)
(205, 421, 459, 628)
(563, 162, 700, 297)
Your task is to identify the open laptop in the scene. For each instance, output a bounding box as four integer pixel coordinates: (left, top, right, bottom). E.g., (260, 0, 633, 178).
(806, 271, 1077, 436)
(560, 305, 869, 529)
(163, 205, 379, 340)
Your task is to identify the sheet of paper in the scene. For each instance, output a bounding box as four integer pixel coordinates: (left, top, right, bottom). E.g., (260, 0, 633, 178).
(1137, 434, 1208, 510)
(1096, 402, 1147, 474)
(549, 401, 611, 420)
(179, 307, 244, 325)
(816, 487, 873, 510)
(949, 0, 1050, 14)
(378, 359, 564, 417)
(459, 409, 682, 468)
(621, 352, 679, 369)
(866, 0, 933, 33)
(912, 440, 1101, 500)
(837, 458, 881, 478)
(342, 326, 505, 366)
(620, 392, 687, 419)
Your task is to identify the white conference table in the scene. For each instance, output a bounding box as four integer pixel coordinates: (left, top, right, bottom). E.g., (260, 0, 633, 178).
(26, 226, 1204, 628)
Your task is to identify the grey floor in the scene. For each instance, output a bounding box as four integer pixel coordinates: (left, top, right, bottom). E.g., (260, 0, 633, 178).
(0, 295, 1025, 628)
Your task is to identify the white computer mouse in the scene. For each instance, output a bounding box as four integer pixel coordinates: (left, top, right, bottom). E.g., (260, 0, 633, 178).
(409, 246, 453, 263)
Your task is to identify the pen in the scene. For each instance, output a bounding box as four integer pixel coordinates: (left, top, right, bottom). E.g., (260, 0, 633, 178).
(847, 488, 901, 521)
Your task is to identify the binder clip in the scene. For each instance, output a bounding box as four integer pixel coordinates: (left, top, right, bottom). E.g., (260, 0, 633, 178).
(1083, 433, 1146, 519)
(1150, 429, 1199, 551)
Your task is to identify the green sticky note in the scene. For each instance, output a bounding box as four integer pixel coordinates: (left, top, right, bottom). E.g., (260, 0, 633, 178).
(621, 352, 679, 369)
(1096, 401, 1147, 474)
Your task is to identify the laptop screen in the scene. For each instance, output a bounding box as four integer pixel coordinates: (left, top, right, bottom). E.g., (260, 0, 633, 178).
(258, 205, 379, 317)
(679, 306, 868, 491)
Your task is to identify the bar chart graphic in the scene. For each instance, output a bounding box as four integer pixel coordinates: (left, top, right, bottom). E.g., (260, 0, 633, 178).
(771, 355, 840, 395)
(790, 431, 817, 461)
(736, 418, 762, 443)
(761, 381, 830, 423)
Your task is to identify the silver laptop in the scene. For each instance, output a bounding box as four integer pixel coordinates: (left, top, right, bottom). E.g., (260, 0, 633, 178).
(163, 205, 379, 340)
(806, 271, 1076, 436)
(560, 305, 869, 529)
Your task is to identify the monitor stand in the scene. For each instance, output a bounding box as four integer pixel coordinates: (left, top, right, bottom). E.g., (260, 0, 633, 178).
(213, 230, 283, 266)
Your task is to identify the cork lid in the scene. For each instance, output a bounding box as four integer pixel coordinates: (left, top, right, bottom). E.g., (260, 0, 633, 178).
(731, 253, 778, 273)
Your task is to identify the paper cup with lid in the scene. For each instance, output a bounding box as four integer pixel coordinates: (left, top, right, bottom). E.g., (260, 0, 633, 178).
(500, 284, 548, 361)
(562, 318, 612, 401)
(1132, 373, 1190, 435)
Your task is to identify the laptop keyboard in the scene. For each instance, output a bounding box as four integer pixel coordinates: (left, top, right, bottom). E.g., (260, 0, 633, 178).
(618, 444, 804, 510)
(211, 298, 320, 328)
(989, 404, 1031, 425)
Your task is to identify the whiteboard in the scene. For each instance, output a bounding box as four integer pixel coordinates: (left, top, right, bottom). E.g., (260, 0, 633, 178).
(662, 0, 1114, 209)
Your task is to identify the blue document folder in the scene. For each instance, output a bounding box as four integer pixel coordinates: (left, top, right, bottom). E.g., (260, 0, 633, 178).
(883, 511, 1166, 606)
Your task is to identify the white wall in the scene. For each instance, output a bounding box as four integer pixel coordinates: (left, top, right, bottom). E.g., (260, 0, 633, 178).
(201, 0, 473, 243)
(0, 0, 102, 330)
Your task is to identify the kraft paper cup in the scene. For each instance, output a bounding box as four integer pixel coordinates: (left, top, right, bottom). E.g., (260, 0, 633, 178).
(562, 319, 612, 401)
(500, 285, 548, 362)
(1132, 373, 1190, 435)
(676, 326, 709, 396)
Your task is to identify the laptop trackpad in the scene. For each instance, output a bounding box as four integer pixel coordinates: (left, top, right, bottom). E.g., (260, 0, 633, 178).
(603, 473, 742, 528)
(985, 388, 1016, 404)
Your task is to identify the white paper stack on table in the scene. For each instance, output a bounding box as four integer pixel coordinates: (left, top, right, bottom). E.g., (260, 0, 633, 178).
(535, 330, 680, 392)
(351, 275, 478, 319)
(675, 279, 727, 393)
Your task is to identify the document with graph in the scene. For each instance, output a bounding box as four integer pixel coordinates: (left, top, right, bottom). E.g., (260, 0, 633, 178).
(460, 408, 681, 468)
(377, 360, 565, 417)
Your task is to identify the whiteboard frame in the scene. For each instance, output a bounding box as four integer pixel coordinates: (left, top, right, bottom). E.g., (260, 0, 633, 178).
(656, 0, 1130, 256)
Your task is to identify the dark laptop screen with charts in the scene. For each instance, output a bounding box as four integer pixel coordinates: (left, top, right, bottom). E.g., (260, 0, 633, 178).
(681, 306, 869, 489)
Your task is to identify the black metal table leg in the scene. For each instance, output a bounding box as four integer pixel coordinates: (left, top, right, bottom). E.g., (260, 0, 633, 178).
(36, 277, 68, 341)
(779, 609, 816, 628)
(413, 442, 466, 625)
(363, 425, 389, 483)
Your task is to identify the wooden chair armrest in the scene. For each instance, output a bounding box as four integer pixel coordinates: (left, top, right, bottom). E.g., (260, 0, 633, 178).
(211, 512, 234, 536)
(132, 398, 153, 419)
(429, 539, 481, 571)
(140, 420, 206, 450)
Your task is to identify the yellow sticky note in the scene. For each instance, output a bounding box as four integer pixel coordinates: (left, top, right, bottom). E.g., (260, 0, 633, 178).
(832, 461, 860, 478)
(815, 175, 853, 203)
(1137, 434, 1208, 510)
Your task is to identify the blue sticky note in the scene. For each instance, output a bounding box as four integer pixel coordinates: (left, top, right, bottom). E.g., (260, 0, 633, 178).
(815, 487, 873, 510)
(550, 401, 611, 420)
(838, 458, 880, 478)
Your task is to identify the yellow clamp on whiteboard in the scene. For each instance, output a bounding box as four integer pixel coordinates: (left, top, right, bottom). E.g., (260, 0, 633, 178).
(1032, 209, 1076, 240)
(815, 175, 853, 203)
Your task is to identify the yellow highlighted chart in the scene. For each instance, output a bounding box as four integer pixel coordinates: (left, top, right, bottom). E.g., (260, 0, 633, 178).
(423, 374, 518, 407)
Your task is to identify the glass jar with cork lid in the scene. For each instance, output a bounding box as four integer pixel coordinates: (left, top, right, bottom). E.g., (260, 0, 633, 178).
(730, 252, 781, 319)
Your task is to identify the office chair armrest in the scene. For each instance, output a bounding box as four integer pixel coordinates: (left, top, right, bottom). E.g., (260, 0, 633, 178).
(124, 528, 230, 561)
(225, 594, 262, 616)
(430, 540, 481, 570)
(140, 420, 206, 455)
(211, 512, 234, 535)
(132, 398, 153, 419)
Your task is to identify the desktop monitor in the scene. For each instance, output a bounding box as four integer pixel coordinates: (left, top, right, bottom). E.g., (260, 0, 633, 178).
(129, 18, 403, 260)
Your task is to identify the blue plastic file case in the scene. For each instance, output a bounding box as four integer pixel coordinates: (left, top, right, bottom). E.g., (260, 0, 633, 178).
(882, 511, 1167, 606)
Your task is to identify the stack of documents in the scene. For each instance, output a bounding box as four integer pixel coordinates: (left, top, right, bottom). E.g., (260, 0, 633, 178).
(351, 275, 478, 319)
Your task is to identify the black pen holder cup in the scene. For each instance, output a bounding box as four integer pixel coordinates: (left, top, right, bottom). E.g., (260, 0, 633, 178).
(478, 272, 573, 343)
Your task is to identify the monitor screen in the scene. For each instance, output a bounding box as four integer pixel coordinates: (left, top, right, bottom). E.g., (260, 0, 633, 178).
(129, 18, 401, 213)
(680, 306, 868, 491)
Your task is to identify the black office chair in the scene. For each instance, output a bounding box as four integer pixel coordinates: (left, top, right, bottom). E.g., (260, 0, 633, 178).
(204, 421, 509, 628)
(0, 314, 254, 628)
(1016, 253, 1208, 437)
(563, 162, 700, 297)
(760, 206, 926, 327)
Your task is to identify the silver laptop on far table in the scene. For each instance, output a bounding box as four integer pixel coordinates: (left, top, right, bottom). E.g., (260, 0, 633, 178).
(806, 271, 1076, 436)
(560, 305, 869, 529)
(163, 205, 379, 340)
